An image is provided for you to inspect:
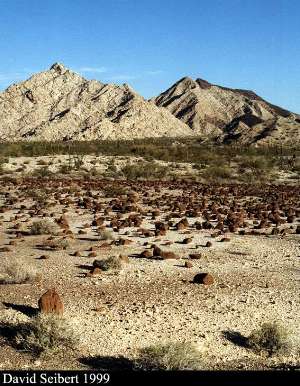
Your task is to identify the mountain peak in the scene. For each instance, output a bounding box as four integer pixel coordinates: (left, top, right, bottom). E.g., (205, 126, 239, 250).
(195, 78, 212, 89)
(153, 76, 299, 146)
(0, 65, 191, 141)
(50, 62, 67, 74)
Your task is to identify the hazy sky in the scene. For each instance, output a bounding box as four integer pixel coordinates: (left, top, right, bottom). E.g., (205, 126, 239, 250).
(0, 0, 299, 112)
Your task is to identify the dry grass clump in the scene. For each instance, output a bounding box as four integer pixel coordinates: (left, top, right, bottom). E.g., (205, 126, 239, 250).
(1, 313, 79, 357)
(99, 229, 115, 241)
(93, 256, 122, 272)
(44, 238, 70, 250)
(29, 219, 58, 235)
(135, 341, 202, 370)
(0, 258, 39, 284)
(247, 322, 290, 356)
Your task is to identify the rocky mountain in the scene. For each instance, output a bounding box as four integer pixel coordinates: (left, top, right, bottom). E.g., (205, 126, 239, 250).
(153, 77, 300, 146)
(0, 64, 299, 145)
(0, 63, 192, 141)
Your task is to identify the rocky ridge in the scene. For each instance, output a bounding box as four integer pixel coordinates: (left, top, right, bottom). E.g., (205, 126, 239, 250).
(153, 77, 300, 145)
(0, 63, 299, 145)
(0, 63, 192, 141)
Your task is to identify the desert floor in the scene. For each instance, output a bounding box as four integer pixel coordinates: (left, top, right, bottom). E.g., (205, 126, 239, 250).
(0, 159, 299, 370)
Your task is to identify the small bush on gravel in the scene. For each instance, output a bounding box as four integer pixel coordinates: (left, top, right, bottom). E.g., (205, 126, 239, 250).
(93, 256, 122, 271)
(32, 166, 52, 178)
(44, 238, 70, 250)
(121, 162, 168, 180)
(247, 322, 290, 356)
(58, 164, 72, 174)
(99, 229, 115, 241)
(201, 165, 232, 181)
(29, 220, 58, 235)
(134, 341, 202, 370)
(0, 259, 39, 284)
(101, 185, 127, 197)
(2, 314, 79, 357)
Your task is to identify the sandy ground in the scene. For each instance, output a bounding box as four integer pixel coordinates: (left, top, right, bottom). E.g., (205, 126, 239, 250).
(1, 154, 299, 183)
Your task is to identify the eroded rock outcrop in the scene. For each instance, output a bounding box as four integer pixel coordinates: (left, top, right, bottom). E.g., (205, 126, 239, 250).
(0, 63, 192, 141)
(153, 77, 300, 145)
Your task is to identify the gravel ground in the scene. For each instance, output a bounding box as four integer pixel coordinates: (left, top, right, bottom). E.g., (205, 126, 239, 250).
(0, 177, 299, 370)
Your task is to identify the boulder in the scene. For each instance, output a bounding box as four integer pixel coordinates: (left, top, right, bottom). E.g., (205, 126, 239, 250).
(38, 288, 64, 315)
(193, 273, 214, 285)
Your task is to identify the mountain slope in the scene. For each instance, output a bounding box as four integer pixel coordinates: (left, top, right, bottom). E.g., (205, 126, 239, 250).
(0, 63, 192, 141)
(152, 77, 300, 145)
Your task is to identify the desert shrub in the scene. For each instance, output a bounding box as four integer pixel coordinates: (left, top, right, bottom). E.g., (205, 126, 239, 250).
(135, 341, 201, 370)
(0, 156, 9, 174)
(0, 140, 299, 166)
(0, 259, 39, 284)
(292, 159, 300, 173)
(201, 165, 232, 181)
(71, 154, 85, 170)
(58, 164, 72, 174)
(32, 166, 52, 177)
(26, 189, 48, 207)
(59, 154, 85, 173)
(239, 156, 275, 175)
(99, 229, 115, 241)
(247, 322, 290, 356)
(37, 159, 49, 166)
(29, 220, 58, 235)
(101, 185, 127, 197)
(89, 166, 101, 177)
(106, 160, 118, 173)
(44, 238, 70, 250)
(94, 256, 122, 271)
(121, 162, 168, 180)
(8, 313, 78, 357)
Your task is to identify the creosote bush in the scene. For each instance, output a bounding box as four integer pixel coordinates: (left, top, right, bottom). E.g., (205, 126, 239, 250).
(135, 341, 202, 370)
(29, 219, 58, 235)
(0, 259, 39, 284)
(12, 314, 79, 357)
(247, 322, 290, 356)
(201, 165, 232, 181)
(121, 162, 168, 180)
